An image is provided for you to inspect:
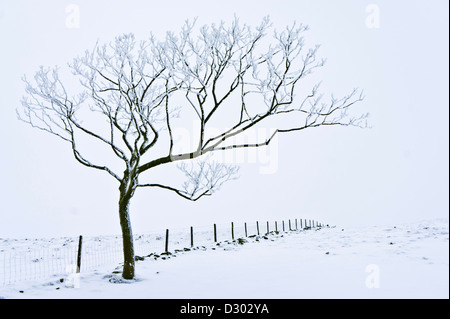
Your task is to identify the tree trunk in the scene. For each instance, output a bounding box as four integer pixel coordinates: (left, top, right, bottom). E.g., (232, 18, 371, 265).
(118, 176, 137, 280)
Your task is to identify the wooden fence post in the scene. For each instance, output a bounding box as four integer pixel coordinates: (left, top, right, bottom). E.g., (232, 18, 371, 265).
(256, 221, 260, 235)
(231, 222, 234, 240)
(245, 222, 248, 237)
(300, 219, 302, 229)
(282, 220, 285, 232)
(295, 219, 298, 230)
(165, 229, 169, 253)
(76, 235, 83, 273)
(190, 226, 194, 248)
(266, 221, 269, 234)
(289, 219, 292, 231)
(214, 224, 217, 242)
(275, 221, 278, 232)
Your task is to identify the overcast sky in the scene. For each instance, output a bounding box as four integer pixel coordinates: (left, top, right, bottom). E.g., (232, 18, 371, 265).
(0, 0, 448, 238)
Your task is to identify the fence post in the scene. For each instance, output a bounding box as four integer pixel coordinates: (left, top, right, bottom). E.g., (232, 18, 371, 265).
(300, 219, 302, 229)
(231, 222, 234, 240)
(295, 219, 298, 230)
(289, 219, 292, 231)
(165, 229, 169, 253)
(245, 222, 248, 237)
(256, 221, 260, 235)
(275, 221, 278, 232)
(214, 224, 217, 242)
(76, 235, 83, 273)
(282, 220, 285, 232)
(190, 226, 194, 248)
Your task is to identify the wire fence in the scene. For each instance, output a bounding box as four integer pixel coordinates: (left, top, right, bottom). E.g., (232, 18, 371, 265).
(0, 218, 323, 286)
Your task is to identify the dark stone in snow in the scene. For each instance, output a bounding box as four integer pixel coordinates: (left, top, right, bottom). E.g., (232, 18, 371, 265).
(237, 238, 247, 245)
(135, 255, 145, 261)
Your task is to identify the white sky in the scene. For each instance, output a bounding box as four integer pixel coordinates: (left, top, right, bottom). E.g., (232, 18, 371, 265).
(0, 0, 448, 238)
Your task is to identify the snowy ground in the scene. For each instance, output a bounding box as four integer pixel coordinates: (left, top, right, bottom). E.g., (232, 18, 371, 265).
(0, 218, 448, 299)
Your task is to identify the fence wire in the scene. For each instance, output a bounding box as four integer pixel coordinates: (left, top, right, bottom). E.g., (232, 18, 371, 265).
(0, 218, 319, 286)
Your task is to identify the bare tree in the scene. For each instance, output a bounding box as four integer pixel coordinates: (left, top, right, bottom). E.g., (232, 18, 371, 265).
(18, 17, 367, 280)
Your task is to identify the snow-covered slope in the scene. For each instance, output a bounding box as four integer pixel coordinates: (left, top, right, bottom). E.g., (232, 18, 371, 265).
(1, 219, 448, 299)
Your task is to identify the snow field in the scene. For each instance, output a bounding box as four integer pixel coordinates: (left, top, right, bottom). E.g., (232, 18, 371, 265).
(0, 220, 299, 286)
(0, 218, 448, 299)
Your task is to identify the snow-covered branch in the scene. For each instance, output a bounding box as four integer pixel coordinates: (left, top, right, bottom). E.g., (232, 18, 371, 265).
(19, 16, 366, 196)
(138, 156, 239, 201)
